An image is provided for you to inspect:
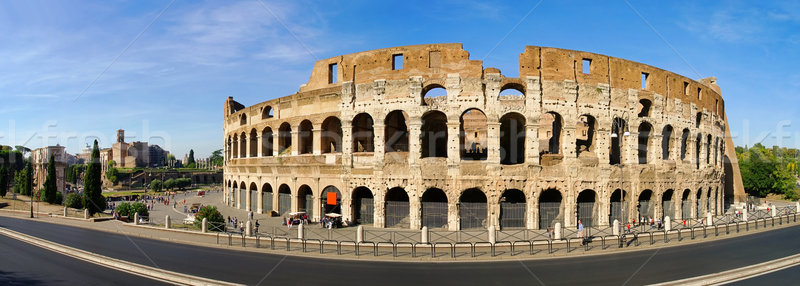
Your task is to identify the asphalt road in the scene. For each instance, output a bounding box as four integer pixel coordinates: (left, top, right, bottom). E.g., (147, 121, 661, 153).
(1, 216, 799, 286)
(0, 234, 168, 285)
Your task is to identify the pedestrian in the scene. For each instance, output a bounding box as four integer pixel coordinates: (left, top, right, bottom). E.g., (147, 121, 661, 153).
(255, 220, 260, 233)
(577, 220, 585, 245)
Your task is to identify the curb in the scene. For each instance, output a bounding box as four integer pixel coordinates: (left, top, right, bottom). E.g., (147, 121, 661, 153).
(651, 252, 800, 285)
(0, 227, 243, 286)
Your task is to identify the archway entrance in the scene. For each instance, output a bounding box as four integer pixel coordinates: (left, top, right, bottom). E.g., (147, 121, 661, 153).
(499, 113, 525, 165)
(421, 188, 447, 228)
(577, 190, 597, 227)
(278, 184, 291, 215)
(421, 111, 448, 158)
(662, 190, 674, 219)
(681, 189, 691, 219)
(262, 183, 273, 213)
(538, 189, 562, 229)
(321, 186, 341, 214)
(239, 181, 246, 210)
(500, 189, 526, 228)
(352, 187, 374, 225)
(610, 189, 628, 223)
(638, 190, 654, 221)
(696, 189, 703, 218)
(250, 183, 258, 212)
(385, 187, 409, 228)
(459, 188, 487, 229)
(297, 185, 313, 217)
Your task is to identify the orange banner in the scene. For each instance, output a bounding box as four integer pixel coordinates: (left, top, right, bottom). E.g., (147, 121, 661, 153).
(326, 192, 337, 205)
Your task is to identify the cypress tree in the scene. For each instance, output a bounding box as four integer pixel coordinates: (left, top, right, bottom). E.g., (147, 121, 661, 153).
(0, 166, 7, 197)
(43, 154, 57, 203)
(23, 161, 32, 196)
(188, 149, 195, 165)
(82, 140, 106, 215)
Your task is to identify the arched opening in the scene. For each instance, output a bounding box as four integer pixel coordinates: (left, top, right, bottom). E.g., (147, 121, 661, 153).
(261, 106, 273, 119)
(499, 83, 525, 97)
(500, 112, 525, 165)
(384, 110, 409, 152)
(538, 189, 563, 229)
(539, 112, 562, 156)
(610, 118, 627, 165)
(610, 189, 628, 223)
(226, 136, 232, 160)
(637, 190, 654, 221)
(297, 185, 314, 217)
(232, 134, 239, 158)
(298, 120, 313, 155)
(261, 127, 273, 157)
(459, 188, 487, 229)
(459, 109, 487, 160)
(577, 190, 597, 227)
(352, 187, 374, 225)
(680, 129, 689, 160)
(576, 115, 596, 157)
(499, 189, 526, 228)
(239, 132, 247, 158)
(422, 85, 446, 106)
(696, 112, 702, 128)
(662, 190, 674, 219)
(696, 188, 703, 218)
(421, 111, 448, 158)
(706, 187, 712, 214)
(681, 189, 691, 219)
(706, 135, 712, 165)
(714, 137, 720, 166)
(638, 122, 652, 164)
(278, 184, 291, 215)
(262, 183, 273, 213)
(637, 99, 651, 117)
(352, 113, 374, 153)
(321, 117, 342, 153)
(278, 123, 292, 155)
(249, 129, 258, 157)
(421, 188, 448, 228)
(696, 134, 702, 169)
(321, 186, 341, 214)
(231, 181, 238, 207)
(240, 113, 247, 125)
(385, 187, 410, 228)
(249, 183, 258, 212)
(662, 125, 673, 160)
(239, 181, 247, 209)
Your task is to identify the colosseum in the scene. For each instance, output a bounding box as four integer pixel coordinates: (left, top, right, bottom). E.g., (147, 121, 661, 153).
(222, 43, 744, 231)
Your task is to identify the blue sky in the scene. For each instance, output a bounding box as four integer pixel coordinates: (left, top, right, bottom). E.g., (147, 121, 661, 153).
(1, 0, 799, 158)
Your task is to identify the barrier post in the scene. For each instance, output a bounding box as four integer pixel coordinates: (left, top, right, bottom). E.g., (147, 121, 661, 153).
(554, 223, 562, 240)
(488, 225, 496, 245)
(246, 220, 252, 236)
(84, 209, 89, 219)
(742, 208, 748, 222)
(134, 212, 140, 225)
(707, 212, 713, 226)
(613, 220, 620, 236)
(165, 215, 171, 229)
(202, 218, 208, 233)
(298, 223, 305, 240)
(357, 225, 364, 243)
(63, 207, 67, 217)
(664, 216, 671, 232)
(421, 226, 429, 244)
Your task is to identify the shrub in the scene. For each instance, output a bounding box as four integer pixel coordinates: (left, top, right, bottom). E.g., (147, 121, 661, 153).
(54, 191, 63, 205)
(150, 179, 162, 192)
(131, 202, 148, 217)
(195, 205, 225, 231)
(115, 202, 132, 216)
(64, 193, 82, 209)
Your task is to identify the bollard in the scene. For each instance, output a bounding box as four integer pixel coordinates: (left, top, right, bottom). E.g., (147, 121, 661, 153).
(297, 223, 304, 240)
(202, 218, 208, 233)
(742, 208, 748, 221)
(84, 209, 89, 219)
(165, 215, 171, 229)
(771, 207, 777, 217)
(664, 216, 671, 232)
(613, 220, 620, 236)
(421, 226, 429, 244)
(246, 220, 252, 236)
(554, 222, 562, 240)
(134, 212, 140, 225)
(63, 207, 67, 217)
(796, 202, 799, 214)
(488, 225, 496, 245)
(706, 212, 713, 226)
(356, 225, 364, 243)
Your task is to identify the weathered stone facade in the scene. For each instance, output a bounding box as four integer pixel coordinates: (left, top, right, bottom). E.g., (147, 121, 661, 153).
(222, 44, 743, 231)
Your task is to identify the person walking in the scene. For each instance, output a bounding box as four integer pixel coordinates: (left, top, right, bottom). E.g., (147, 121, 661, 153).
(577, 220, 585, 245)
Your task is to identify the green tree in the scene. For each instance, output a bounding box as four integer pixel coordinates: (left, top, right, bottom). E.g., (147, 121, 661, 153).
(164, 178, 176, 191)
(150, 179, 163, 192)
(188, 149, 195, 165)
(209, 149, 223, 167)
(131, 202, 149, 217)
(64, 193, 82, 209)
(83, 140, 106, 215)
(195, 205, 224, 231)
(22, 161, 32, 196)
(176, 178, 192, 190)
(106, 167, 119, 184)
(43, 154, 57, 203)
(0, 167, 8, 197)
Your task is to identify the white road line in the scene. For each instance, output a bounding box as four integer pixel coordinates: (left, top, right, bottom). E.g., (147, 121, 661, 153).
(0, 227, 243, 286)
(650, 252, 800, 286)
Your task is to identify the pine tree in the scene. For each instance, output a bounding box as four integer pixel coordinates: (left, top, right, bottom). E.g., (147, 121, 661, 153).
(82, 140, 106, 215)
(188, 149, 195, 165)
(43, 154, 57, 203)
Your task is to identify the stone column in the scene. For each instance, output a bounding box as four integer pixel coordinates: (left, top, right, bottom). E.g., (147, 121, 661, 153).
(410, 190, 422, 229)
(374, 192, 385, 228)
(256, 134, 262, 157)
(446, 121, 460, 165)
(626, 130, 638, 165)
(652, 133, 663, 163)
(272, 132, 280, 156)
(448, 198, 458, 231)
(408, 121, 421, 165)
(291, 131, 299, 156)
(312, 194, 321, 223)
(487, 122, 500, 164)
(245, 188, 251, 212)
(527, 124, 539, 165)
(312, 129, 322, 155)
(257, 187, 263, 214)
(373, 123, 386, 165)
